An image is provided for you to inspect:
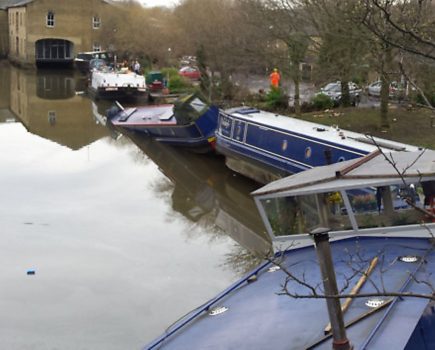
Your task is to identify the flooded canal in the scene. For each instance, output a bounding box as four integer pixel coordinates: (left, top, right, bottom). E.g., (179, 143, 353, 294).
(0, 62, 270, 349)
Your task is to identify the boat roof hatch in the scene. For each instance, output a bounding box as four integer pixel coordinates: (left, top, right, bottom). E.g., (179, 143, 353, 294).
(229, 107, 260, 115)
(158, 108, 174, 121)
(253, 150, 435, 198)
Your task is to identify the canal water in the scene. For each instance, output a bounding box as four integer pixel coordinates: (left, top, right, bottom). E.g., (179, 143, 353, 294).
(0, 62, 270, 349)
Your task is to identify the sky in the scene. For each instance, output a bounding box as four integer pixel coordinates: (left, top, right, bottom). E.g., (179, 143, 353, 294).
(139, 0, 179, 7)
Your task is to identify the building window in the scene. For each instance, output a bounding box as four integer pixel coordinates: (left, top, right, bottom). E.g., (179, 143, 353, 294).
(15, 12, 18, 31)
(46, 11, 55, 27)
(92, 16, 101, 29)
(93, 43, 101, 52)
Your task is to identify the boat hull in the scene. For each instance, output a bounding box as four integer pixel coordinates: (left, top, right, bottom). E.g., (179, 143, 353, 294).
(216, 108, 417, 184)
(88, 86, 147, 100)
(109, 104, 219, 153)
(216, 111, 370, 183)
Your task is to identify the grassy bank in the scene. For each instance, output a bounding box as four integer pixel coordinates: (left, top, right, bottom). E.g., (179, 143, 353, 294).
(293, 106, 435, 150)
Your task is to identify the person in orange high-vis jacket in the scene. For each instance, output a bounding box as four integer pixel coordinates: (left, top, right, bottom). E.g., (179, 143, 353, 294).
(269, 68, 281, 88)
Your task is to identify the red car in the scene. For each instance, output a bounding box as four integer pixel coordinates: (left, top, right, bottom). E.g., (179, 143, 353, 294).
(178, 66, 201, 80)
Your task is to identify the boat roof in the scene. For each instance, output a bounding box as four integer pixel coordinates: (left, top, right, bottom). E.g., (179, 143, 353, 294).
(111, 105, 175, 126)
(224, 107, 420, 154)
(253, 149, 435, 198)
(146, 236, 435, 350)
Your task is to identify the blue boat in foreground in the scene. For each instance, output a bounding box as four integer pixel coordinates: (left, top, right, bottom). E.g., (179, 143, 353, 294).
(146, 149, 435, 349)
(216, 107, 420, 183)
(107, 93, 219, 153)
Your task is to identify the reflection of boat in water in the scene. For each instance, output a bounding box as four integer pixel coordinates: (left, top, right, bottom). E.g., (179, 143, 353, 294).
(107, 93, 219, 153)
(124, 132, 271, 256)
(147, 149, 435, 350)
(216, 107, 420, 184)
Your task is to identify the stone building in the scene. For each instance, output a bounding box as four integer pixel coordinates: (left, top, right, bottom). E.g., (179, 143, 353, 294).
(0, 0, 116, 67)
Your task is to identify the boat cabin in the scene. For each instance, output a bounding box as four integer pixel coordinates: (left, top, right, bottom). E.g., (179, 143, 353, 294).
(253, 149, 435, 252)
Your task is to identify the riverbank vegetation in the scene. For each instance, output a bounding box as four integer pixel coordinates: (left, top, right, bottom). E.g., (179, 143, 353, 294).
(104, 0, 434, 145)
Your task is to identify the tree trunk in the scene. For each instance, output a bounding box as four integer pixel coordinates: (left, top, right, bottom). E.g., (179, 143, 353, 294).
(294, 63, 301, 115)
(341, 80, 351, 107)
(380, 45, 392, 129)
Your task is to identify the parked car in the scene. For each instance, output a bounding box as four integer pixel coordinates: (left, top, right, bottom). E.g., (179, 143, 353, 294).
(178, 66, 201, 80)
(316, 81, 362, 106)
(180, 55, 197, 67)
(367, 80, 382, 97)
(367, 80, 405, 99)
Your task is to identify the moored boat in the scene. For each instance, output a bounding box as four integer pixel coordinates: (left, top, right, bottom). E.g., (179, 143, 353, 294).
(106, 93, 219, 153)
(88, 66, 147, 100)
(216, 107, 420, 183)
(145, 149, 435, 350)
(74, 50, 113, 74)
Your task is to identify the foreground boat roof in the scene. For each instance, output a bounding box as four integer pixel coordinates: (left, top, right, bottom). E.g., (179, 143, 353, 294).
(253, 149, 435, 198)
(146, 236, 435, 350)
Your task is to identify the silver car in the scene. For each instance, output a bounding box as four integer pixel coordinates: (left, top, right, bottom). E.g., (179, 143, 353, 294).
(317, 81, 362, 106)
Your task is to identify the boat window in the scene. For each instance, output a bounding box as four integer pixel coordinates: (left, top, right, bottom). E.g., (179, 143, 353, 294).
(345, 183, 431, 229)
(190, 97, 207, 113)
(259, 192, 352, 237)
(173, 95, 208, 125)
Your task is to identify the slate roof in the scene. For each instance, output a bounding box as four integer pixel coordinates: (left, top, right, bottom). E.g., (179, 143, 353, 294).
(0, 0, 32, 10)
(0, 0, 116, 10)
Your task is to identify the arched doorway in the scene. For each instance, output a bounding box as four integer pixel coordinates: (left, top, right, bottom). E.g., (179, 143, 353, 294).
(35, 39, 74, 68)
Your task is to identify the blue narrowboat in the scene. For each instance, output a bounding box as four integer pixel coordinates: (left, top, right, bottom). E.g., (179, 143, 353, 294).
(107, 94, 219, 153)
(145, 149, 435, 350)
(216, 107, 419, 183)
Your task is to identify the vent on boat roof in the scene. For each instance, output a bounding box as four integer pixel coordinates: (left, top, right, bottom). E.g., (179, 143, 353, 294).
(365, 298, 386, 308)
(208, 306, 228, 316)
(234, 107, 260, 115)
(349, 137, 406, 151)
(399, 255, 420, 263)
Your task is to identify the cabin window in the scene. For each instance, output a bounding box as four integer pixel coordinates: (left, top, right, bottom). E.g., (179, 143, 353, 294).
(173, 95, 207, 124)
(259, 192, 353, 237)
(345, 182, 432, 229)
(46, 11, 55, 27)
(93, 43, 101, 52)
(92, 16, 101, 29)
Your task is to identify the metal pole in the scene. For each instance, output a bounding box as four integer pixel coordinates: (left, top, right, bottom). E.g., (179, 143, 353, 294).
(310, 227, 352, 350)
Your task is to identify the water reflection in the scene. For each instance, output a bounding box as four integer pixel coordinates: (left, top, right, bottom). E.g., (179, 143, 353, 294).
(0, 63, 273, 348)
(122, 132, 272, 261)
(0, 61, 14, 123)
(7, 64, 109, 150)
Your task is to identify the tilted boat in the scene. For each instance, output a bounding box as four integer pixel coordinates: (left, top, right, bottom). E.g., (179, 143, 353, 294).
(106, 94, 219, 153)
(146, 149, 435, 350)
(88, 66, 146, 100)
(216, 107, 420, 183)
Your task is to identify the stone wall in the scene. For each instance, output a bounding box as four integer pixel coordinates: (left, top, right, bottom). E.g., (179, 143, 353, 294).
(0, 10, 8, 57)
(8, 0, 113, 66)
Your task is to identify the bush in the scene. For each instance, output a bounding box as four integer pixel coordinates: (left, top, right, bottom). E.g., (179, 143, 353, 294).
(311, 93, 334, 110)
(414, 91, 435, 107)
(265, 86, 288, 109)
(158, 67, 194, 93)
